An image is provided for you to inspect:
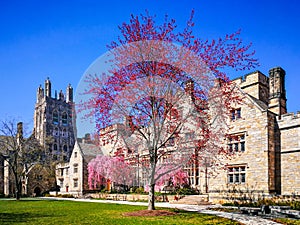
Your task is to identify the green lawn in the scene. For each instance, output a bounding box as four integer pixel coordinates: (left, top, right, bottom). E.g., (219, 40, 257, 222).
(0, 199, 241, 224)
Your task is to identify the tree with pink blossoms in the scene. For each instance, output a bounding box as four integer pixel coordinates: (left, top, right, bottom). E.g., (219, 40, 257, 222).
(88, 155, 134, 191)
(80, 11, 258, 210)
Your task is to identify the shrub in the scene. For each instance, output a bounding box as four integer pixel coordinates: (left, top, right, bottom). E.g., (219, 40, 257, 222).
(176, 187, 199, 195)
(134, 187, 145, 194)
(61, 194, 74, 198)
(222, 197, 300, 210)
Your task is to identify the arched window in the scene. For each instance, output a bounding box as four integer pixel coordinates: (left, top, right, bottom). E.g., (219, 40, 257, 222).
(62, 112, 67, 125)
(53, 127, 59, 136)
(63, 145, 68, 152)
(54, 144, 58, 151)
(53, 111, 59, 124)
(62, 128, 67, 137)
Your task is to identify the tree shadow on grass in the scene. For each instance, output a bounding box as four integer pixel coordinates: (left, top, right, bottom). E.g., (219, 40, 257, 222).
(0, 212, 54, 224)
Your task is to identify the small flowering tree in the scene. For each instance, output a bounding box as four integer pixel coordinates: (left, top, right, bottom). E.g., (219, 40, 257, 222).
(88, 155, 134, 191)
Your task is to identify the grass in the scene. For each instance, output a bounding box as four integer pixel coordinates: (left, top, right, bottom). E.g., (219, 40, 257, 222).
(272, 218, 300, 225)
(0, 199, 241, 225)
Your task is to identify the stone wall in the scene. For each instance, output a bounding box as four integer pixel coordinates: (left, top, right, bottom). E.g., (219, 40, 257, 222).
(232, 71, 269, 104)
(206, 93, 273, 195)
(278, 112, 300, 195)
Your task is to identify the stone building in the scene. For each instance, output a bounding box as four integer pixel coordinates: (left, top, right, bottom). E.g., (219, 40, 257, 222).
(34, 78, 75, 161)
(203, 67, 300, 201)
(69, 66, 299, 199)
(80, 66, 299, 199)
(56, 135, 102, 196)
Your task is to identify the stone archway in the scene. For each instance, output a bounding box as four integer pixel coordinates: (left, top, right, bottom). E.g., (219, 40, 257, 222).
(34, 187, 41, 196)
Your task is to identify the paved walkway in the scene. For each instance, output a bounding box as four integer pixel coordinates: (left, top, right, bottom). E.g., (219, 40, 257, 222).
(41, 197, 281, 225)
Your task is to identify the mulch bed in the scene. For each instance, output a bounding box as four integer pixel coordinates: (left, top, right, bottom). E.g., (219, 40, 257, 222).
(123, 209, 177, 217)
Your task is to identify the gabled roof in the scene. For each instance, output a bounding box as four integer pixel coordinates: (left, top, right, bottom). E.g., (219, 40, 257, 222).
(247, 94, 268, 111)
(78, 142, 102, 157)
(76, 141, 102, 163)
(232, 84, 268, 112)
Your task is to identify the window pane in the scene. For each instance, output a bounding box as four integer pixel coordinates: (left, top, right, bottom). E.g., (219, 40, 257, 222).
(229, 174, 233, 183)
(228, 144, 233, 152)
(234, 143, 239, 152)
(53, 111, 59, 124)
(231, 111, 235, 120)
(236, 109, 241, 118)
(74, 180, 78, 188)
(235, 174, 240, 183)
(241, 142, 245, 152)
(62, 112, 68, 125)
(241, 173, 246, 183)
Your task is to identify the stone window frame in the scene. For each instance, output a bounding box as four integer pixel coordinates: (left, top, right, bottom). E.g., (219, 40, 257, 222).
(230, 108, 242, 121)
(73, 179, 78, 188)
(53, 110, 59, 125)
(53, 127, 59, 136)
(73, 163, 78, 173)
(63, 145, 68, 152)
(62, 112, 68, 126)
(59, 179, 64, 188)
(227, 133, 246, 153)
(227, 165, 246, 184)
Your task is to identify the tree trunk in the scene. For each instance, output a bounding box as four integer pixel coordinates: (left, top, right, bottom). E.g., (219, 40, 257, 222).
(15, 186, 21, 200)
(148, 183, 155, 210)
(14, 177, 21, 200)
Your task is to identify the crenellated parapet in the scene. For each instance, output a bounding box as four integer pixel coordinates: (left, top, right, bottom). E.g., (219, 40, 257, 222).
(277, 111, 300, 129)
(232, 70, 269, 104)
(36, 78, 73, 103)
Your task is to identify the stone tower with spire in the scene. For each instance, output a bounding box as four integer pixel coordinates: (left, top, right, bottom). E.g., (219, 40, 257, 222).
(34, 78, 75, 161)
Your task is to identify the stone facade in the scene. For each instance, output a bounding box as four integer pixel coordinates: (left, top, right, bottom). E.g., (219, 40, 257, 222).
(56, 136, 102, 196)
(204, 67, 300, 200)
(277, 113, 300, 195)
(34, 78, 75, 161)
(50, 66, 299, 199)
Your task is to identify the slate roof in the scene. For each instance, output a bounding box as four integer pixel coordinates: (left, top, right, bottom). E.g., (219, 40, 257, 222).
(247, 94, 268, 111)
(77, 142, 102, 162)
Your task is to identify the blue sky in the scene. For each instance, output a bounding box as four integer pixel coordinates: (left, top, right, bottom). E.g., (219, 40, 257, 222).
(0, 0, 299, 136)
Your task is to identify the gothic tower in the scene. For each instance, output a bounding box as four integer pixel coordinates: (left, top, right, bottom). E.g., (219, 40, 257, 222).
(268, 67, 287, 116)
(34, 78, 75, 161)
